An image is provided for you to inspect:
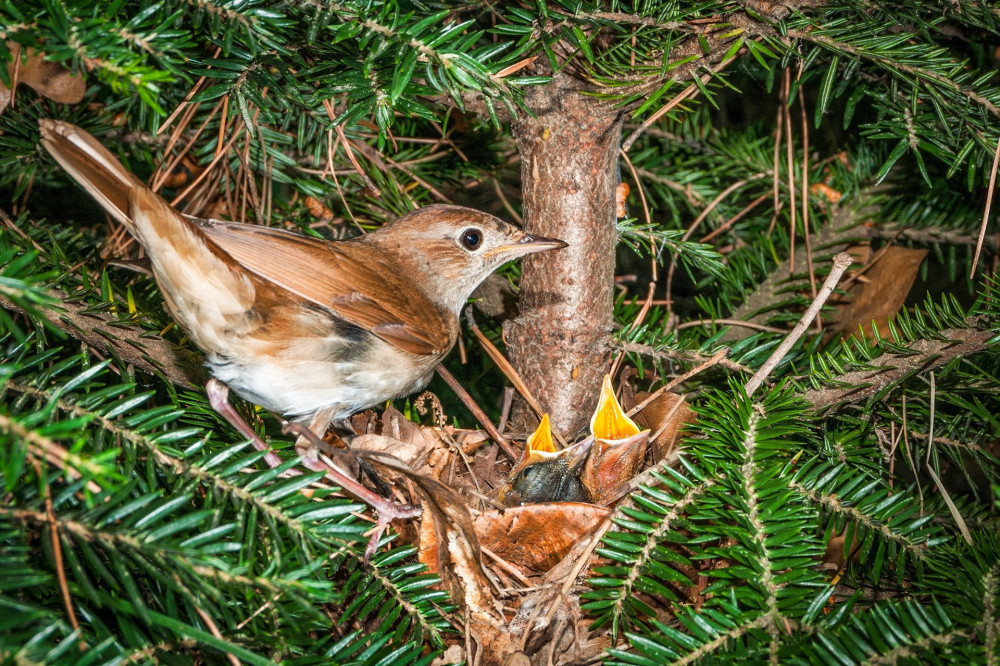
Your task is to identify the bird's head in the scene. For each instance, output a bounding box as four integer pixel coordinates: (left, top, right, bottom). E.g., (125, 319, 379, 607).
(374, 205, 567, 314)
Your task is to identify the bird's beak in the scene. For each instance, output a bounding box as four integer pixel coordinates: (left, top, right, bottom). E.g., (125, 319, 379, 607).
(488, 232, 568, 259)
(564, 435, 596, 472)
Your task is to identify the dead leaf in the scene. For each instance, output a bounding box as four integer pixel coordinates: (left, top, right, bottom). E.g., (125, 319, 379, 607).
(304, 195, 334, 221)
(633, 390, 696, 462)
(365, 450, 515, 662)
(475, 502, 610, 574)
(2, 43, 86, 116)
(616, 182, 630, 217)
(831, 245, 928, 339)
(810, 182, 842, 204)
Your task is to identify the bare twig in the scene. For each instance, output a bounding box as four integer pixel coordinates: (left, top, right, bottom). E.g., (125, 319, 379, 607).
(193, 606, 241, 666)
(700, 192, 770, 243)
(621, 55, 736, 152)
(615, 339, 752, 374)
(803, 325, 994, 411)
(627, 348, 728, 418)
(971, 133, 1000, 277)
(434, 364, 518, 462)
(783, 68, 798, 275)
(745, 252, 853, 397)
(40, 468, 84, 648)
(798, 83, 819, 330)
(463, 308, 569, 448)
(676, 317, 785, 333)
(334, 124, 382, 198)
(542, 516, 615, 626)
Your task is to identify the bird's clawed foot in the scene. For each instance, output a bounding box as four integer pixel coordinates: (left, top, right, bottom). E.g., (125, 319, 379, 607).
(282, 421, 421, 563)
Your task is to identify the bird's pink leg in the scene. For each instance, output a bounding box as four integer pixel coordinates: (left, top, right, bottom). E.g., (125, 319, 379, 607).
(206, 379, 420, 561)
(282, 422, 421, 563)
(206, 379, 285, 468)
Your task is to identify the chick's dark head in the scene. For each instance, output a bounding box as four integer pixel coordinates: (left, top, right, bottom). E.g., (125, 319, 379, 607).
(499, 436, 594, 506)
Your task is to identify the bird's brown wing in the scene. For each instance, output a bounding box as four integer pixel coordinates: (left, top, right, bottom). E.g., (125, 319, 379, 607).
(199, 222, 452, 356)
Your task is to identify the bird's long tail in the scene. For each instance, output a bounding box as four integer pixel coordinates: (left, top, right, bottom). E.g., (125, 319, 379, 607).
(38, 120, 258, 352)
(38, 119, 144, 233)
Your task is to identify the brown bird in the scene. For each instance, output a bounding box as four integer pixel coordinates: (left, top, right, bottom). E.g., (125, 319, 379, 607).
(39, 119, 567, 544)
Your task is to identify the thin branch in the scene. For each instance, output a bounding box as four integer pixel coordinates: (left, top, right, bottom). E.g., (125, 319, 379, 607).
(627, 348, 728, 418)
(434, 365, 517, 462)
(745, 252, 853, 397)
(971, 133, 1000, 277)
(621, 55, 737, 153)
(615, 339, 752, 374)
(0, 292, 202, 387)
(803, 325, 995, 411)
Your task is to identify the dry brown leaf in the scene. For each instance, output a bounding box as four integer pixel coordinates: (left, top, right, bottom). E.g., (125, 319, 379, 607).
(368, 450, 514, 662)
(831, 245, 928, 339)
(2, 43, 86, 116)
(810, 182, 842, 204)
(633, 390, 696, 462)
(507, 515, 614, 662)
(350, 407, 477, 480)
(475, 502, 610, 574)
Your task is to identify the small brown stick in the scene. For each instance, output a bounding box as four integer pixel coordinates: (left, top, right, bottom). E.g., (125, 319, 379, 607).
(335, 124, 380, 196)
(481, 546, 533, 586)
(971, 133, 1000, 277)
(462, 308, 569, 448)
(170, 121, 247, 207)
(745, 252, 853, 397)
(700, 192, 770, 243)
(767, 97, 785, 236)
(840, 227, 905, 290)
(193, 606, 241, 666)
(627, 348, 728, 418)
(542, 516, 615, 625)
(492, 178, 522, 223)
(798, 84, 819, 329)
(676, 317, 784, 333)
(841, 229, 903, 289)
(616, 149, 658, 373)
(151, 95, 224, 193)
(156, 45, 222, 136)
(498, 386, 515, 435)
(434, 364, 518, 461)
(664, 174, 767, 321)
(40, 465, 84, 648)
(783, 68, 798, 275)
(616, 340, 752, 374)
(621, 55, 736, 153)
(325, 129, 363, 232)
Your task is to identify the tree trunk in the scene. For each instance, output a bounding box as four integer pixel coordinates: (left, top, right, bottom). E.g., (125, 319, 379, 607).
(505, 76, 624, 438)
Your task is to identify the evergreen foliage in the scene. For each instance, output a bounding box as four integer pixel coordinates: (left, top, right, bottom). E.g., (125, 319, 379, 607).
(1, 0, 999, 663)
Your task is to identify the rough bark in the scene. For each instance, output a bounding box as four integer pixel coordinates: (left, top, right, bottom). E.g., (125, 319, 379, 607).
(505, 75, 625, 437)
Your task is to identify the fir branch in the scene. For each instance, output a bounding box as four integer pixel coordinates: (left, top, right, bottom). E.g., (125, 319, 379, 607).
(784, 28, 1000, 119)
(0, 290, 202, 388)
(738, 409, 782, 659)
(0, 412, 104, 494)
(804, 325, 995, 411)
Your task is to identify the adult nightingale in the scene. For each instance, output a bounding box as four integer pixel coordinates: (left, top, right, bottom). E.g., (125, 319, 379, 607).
(39, 119, 567, 544)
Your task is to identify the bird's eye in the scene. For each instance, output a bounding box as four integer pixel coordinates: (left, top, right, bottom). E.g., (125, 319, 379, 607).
(460, 228, 483, 251)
